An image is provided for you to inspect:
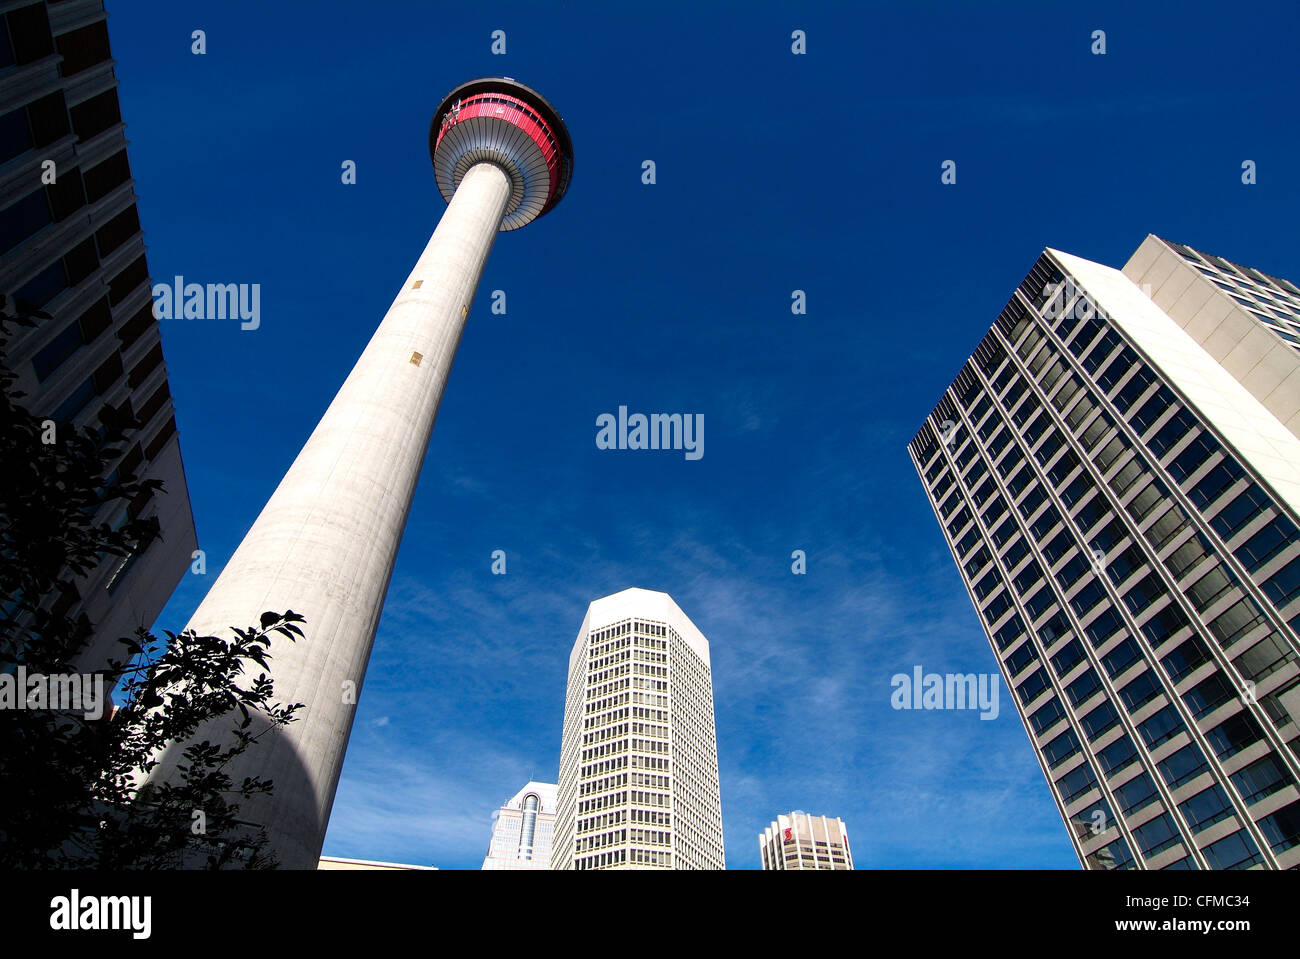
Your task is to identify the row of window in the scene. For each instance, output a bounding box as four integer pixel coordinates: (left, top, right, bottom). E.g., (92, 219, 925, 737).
(918, 259, 1300, 868)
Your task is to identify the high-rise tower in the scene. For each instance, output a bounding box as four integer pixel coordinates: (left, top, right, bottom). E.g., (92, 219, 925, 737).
(481, 781, 558, 870)
(759, 811, 854, 870)
(150, 78, 573, 869)
(910, 236, 1300, 869)
(554, 588, 725, 870)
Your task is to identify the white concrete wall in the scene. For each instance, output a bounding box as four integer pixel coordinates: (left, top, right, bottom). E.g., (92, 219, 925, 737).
(1122, 235, 1300, 439)
(1054, 248, 1300, 523)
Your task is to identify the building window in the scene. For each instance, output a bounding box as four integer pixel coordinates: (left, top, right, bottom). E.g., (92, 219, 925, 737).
(1097, 734, 1138, 777)
(1257, 801, 1300, 854)
(31, 321, 83, 382)
(1138, 704, 1185, 750)
(1113, 772, 1159, 815)
(1157, 744, 1209, 791)
(1229, 755, 1292, 805)
(1200, 830, 1262, 870)
(1134, 813, 1181, 858)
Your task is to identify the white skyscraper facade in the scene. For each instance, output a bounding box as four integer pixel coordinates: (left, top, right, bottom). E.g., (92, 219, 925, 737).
(554, 588, 725, 870)
(481, 781, 558, 870)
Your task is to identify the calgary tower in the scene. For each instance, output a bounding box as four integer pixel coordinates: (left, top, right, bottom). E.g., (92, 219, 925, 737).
(151, 78, 574, 868)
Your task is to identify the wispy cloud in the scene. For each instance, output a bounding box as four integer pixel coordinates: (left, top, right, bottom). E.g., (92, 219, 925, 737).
(323, 494, 1074, 869)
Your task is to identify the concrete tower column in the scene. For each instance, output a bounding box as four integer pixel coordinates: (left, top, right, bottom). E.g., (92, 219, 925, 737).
(148, 79, 573, 868)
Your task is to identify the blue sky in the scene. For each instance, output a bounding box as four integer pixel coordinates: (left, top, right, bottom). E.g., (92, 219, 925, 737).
(108, 1, 1300, 868)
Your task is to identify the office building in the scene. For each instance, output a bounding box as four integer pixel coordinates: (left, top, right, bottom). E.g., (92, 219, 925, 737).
(910, 236, 1300, 869)
(481, 781, 557, 870)
(0, 0, 197, 671)
(759, 811, 854, 870)
(554, 588, 725, 870)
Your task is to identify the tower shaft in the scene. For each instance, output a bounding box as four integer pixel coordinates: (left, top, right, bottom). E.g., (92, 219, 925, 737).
(152, 161, 514, 868)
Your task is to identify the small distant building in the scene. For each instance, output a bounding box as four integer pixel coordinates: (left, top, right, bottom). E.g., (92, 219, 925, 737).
(317, 856, 436, 871)
(482, 781, 558, 870)
(760, 812, 854, 870)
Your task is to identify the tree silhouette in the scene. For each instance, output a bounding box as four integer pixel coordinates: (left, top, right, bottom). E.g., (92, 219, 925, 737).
(0, 293, 303, 868)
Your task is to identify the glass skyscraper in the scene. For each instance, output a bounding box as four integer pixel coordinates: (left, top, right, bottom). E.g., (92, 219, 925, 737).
(910, 235, 1300, 869)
